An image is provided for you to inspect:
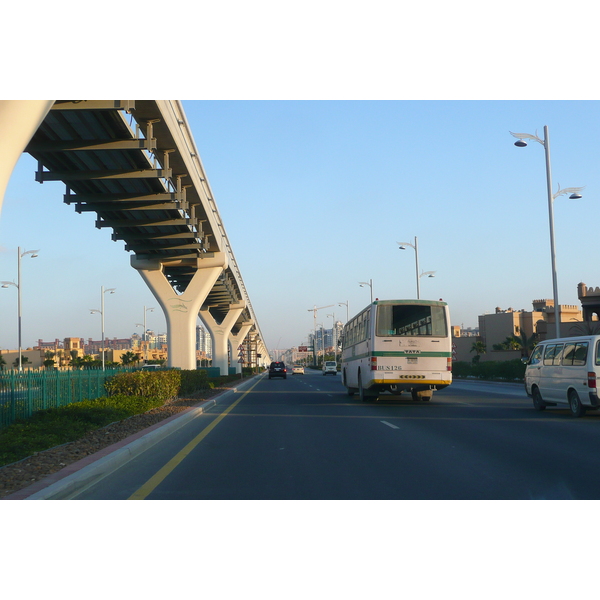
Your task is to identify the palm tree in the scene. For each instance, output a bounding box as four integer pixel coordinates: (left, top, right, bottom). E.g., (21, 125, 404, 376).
(43, 351, 56, 369)
(509, 331, 538, 358)
(120, 351, 141, 366)
(470, 340, 486, 364)
(13, 356, 30, 368)
(470, 340, 486, 356)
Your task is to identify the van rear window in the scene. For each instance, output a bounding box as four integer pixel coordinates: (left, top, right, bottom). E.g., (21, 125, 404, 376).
(562, 342, 588, 366)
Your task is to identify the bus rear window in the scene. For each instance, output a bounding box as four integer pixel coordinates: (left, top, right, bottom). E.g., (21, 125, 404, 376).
(376, 305, 447, 337)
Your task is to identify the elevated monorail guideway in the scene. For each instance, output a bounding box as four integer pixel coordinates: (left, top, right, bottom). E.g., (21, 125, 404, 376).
(0, 100, 269, 371)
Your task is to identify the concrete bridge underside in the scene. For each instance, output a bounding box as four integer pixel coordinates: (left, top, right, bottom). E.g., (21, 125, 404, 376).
(0, 100, 270, 372)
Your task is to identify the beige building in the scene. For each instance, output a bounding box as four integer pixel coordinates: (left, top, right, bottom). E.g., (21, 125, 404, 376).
(453, 295, 586, 364)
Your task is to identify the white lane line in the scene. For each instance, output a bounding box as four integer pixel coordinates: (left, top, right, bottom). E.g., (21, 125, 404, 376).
(381, 420, 400, 429)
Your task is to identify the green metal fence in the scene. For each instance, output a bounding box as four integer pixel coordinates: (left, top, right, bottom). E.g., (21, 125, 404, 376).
(0, 368, 124, 429)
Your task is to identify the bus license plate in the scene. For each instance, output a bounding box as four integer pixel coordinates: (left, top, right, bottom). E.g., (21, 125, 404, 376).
(407, 358, 418, 364)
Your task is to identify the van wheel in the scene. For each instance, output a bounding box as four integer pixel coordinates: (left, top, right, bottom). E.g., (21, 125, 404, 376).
(532, 387, 546, 411)
(568, 390, 586, 418)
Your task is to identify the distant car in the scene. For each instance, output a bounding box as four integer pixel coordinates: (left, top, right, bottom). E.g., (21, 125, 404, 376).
(292, 365, 305, 375)
(322, 361, 337, 375)
(269, 361, 287, 379)
(141, 364, 162, 370)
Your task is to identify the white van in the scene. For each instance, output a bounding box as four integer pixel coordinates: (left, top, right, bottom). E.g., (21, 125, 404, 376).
(322, 361, 337, 375)
(524, 335, 600, 417)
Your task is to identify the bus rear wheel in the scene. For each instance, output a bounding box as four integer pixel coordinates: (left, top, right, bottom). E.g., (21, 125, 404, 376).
(358, 372, 375, 403)
(343, 370, 356, 396)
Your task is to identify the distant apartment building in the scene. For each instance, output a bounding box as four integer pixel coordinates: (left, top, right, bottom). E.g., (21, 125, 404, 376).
(196, 324, 212, 358)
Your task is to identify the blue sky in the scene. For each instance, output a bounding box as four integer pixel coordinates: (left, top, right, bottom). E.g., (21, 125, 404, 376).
(1, 100, 599, 352)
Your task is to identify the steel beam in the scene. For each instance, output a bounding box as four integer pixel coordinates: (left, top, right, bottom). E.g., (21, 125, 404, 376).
(36, 168, 172, 182)
(26, 138, 156, 152)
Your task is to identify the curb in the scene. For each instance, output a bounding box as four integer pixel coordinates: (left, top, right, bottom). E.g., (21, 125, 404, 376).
(7, 375, 261, 500)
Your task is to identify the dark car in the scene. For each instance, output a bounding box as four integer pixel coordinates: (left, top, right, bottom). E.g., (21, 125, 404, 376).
(268, 361, 287, 379)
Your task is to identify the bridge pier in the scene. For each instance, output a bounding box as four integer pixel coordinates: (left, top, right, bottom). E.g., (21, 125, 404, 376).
(0, 101, 54, 214)
(131, 253, 227, 370)
(229, 320, 254, 374)
(200, 303, 245, 376)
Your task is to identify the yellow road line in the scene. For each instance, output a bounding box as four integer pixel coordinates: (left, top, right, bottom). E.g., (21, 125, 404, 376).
(128, 379, 261, 500)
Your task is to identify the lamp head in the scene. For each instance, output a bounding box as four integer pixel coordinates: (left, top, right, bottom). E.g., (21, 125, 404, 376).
(398, 246, 406, 250)
(569, 193, 583, 200)
(514, 139, 527, 147)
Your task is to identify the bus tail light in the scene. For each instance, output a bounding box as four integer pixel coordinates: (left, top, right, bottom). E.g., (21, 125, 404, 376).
(588, 372, 597, 389)
(371, 357, 377, 371)
(447, 358, 452, 371)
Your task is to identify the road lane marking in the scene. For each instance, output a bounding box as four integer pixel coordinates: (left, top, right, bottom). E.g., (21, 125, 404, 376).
(381, 420, 400, 429)
(127, 378, 262, 500)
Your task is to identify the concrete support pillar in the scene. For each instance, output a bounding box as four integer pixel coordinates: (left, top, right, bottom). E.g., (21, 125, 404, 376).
(229, 321, 254, 374)
(200, 302, 245, 376)
(131, 253, 227, 370)
(0, 101, 54, 214)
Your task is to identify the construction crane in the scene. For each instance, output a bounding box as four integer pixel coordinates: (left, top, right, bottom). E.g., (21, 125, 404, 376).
(307, 304, 335, 366)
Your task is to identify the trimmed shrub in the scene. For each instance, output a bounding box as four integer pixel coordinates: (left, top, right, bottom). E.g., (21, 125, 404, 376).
(104, 370, 180, 401)
(180, 369, 213, 395)
(452, 359, 525, 381)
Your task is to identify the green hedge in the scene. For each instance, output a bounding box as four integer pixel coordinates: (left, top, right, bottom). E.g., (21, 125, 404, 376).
(104, 369, 212, 400)
(452, 359, 526, 381)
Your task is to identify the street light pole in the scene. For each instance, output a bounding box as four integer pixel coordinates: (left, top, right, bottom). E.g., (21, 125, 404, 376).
(142, 305, 154, 363)
(327, 312, 336, 364)
(510, 126, 584, 339)
(1, 246, 39, 371)
(397, 237, 420, 298)
(91, 286, 116, 370)
(358, 279, 373, 303)
(338, 301, 349, 323)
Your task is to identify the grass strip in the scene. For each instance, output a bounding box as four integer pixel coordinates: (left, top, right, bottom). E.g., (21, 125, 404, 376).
(0, 394, 164, 467)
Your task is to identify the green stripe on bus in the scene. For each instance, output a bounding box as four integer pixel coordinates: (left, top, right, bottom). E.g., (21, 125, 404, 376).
(372, 351, 451, 358)
(343, 351, 451, 360)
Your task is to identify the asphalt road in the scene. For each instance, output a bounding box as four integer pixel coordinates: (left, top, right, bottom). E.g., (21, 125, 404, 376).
(72, 370, 600, 500)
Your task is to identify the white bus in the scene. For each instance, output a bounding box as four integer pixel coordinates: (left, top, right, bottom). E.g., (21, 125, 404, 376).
(341, 299, 452, 402)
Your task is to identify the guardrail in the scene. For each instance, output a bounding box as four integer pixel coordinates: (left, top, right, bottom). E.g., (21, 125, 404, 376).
(0, 368, 124, 429)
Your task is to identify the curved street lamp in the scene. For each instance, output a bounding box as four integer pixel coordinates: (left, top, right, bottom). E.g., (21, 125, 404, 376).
(338, 300, 349, 323)
(136, 305, 154, 364)
(358, 279, 373, 303)
(1, 247, 40, 371)
(90, 286, 116, 370)
(510, 126, 584, 338)
(397, 237, 435, 299)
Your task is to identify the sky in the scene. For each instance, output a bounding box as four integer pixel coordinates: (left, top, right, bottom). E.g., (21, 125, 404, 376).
(1, 100, 599, 353)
